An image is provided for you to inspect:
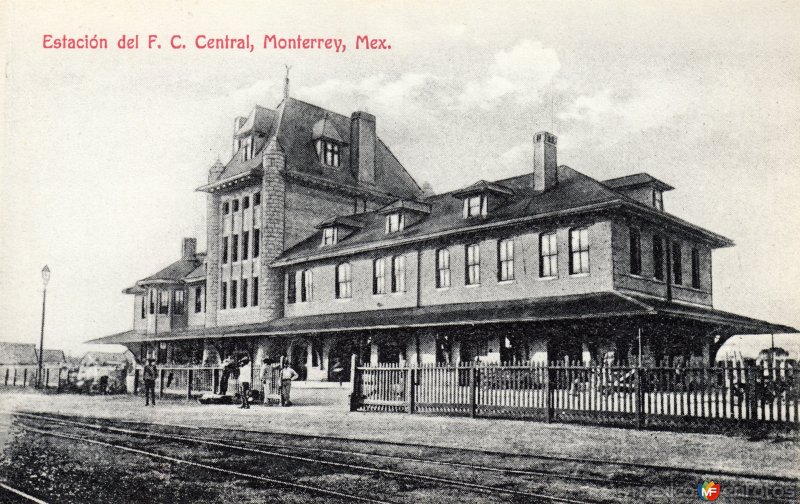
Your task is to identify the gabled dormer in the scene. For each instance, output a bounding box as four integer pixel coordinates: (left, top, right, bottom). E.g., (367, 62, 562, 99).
(603, 173, 674, 212)
(316, 215, 365, 246)
(378, 199, 432, 234)
(312, 114, 346, 168)
(452, 180, 514, 219)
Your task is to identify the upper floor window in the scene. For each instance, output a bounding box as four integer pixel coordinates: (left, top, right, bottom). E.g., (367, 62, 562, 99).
(242, 231, 249, 260)
(241, 137, 253, 162)
(253, 228, 260, 257)
(149, 290, 155, 314)
(391, 256, 406, 293)
(241, 279, 248, 308)
(373, 258, 386, 295)
(252, 277, 259, 306)
(539, 232, 557, 278)
(243, 196, 250, 210)
(497, 239, 514, 281)
(322, 227, 338, 246)
(653, 235, 664, 281)
(222, 237, 229, 264)
(335, 263, 352, 299)
(173, 290, 185, 315)
(385, 213, 404, 233)
(158, 290, 169, 314)
(436, 248, 451, 288)
(194, 286, 202, 313)
(300, 269, 313, 303)
(629, 227, 642, 275)
(466, 243, 480, 285)
(315, 139, 341, 167)
(287, 272, 296, 304)
(463, 194, 487, 218)
(221, 281, 227, 309)
(253, 192, 261, 206)
(232, 199, 239, 212)
(569, 227, 590, 275)
(222, 202, 230, 215)
(672, 241, 682, 285)
(232, 234, 239, 262)
(691, 248, 700, 289)
(653, 190, 664, 211)
(141, 296, 146, 319)
(230, 280, 238, 309)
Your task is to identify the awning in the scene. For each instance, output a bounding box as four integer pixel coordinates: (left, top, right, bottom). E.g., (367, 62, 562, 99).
(88, 292, 796, 345)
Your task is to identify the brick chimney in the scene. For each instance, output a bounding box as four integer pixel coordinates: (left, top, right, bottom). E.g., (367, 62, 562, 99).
(350, 111, 376, 185)
(181, 238, 197, 260)
(533, 131, 558, 191)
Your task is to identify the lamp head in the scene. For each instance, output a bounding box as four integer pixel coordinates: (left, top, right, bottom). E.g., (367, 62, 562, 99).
(41, 265, 50, 286)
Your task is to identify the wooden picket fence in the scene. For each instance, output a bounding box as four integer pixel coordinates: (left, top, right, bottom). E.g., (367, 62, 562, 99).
(1, 365, 65, 390)
(146, 364, 282, 402)
(350, 360, 800, 432)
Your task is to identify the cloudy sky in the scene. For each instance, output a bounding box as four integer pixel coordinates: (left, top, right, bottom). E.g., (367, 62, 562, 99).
(1, 1, 798, 355)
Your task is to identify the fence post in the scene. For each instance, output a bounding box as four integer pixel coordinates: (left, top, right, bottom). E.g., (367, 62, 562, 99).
(23, 369, 28, 387)
(634, 367, 643, 430)
(187, 369, 193, 400)
(56, 368, 62, 393)
(159, 369, 165, 398)
(545, 363, 553, 423)
(133, 368, 140, 395)
(407, 367, 415, 414)
(469, 365, 477, 418)
(13, 368, 17, 386)
(213, 368, 220, 394)
(349, 354, 360, 412)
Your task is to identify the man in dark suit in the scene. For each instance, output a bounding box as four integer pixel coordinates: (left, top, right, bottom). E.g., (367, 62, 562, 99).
(143, 357, 157, 406)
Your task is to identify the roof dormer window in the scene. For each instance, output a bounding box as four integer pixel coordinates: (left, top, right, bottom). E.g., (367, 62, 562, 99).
(653, 190, 664, 211)
(385, 212, 404, 233)
(315, 139, 340, 167)
(241, 136, 253, 162)
(321, 226, 338, 246)
(464, 194, 488, 218)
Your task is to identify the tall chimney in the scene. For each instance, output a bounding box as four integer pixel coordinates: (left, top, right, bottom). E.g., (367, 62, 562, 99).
(351, 111, 376, 185)
(533, 131, 558, 191)
(181, 237, 197, 260)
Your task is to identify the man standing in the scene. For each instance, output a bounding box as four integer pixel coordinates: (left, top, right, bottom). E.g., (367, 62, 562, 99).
(238, 354, 252, 409)
(143, 357, 157, 407)
(280, 361, 299, 407)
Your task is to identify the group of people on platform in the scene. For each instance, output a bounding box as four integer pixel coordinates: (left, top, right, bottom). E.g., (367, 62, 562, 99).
(141, 355, 299, 408)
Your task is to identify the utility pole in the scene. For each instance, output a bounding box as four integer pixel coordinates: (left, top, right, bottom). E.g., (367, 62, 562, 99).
(37, 265, 51, 388)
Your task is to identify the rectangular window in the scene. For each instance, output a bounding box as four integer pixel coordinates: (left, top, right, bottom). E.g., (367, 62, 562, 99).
(230, 280, 238, 309)
(287, 272, 296, 304)
(322, 227, 338, 246)
(317, 140, 341, 167)
(629, 227, 642, 275)
(149, 290, 155, 314)
(653, 235, 664, 280)
(300, 270, 313, 302)
(241, 279, 248, 308)
(373, 258, 386, 294)
(466, 243, 480, 285)
(243, 196, 250, 210)
(159, 290, 169, 314)
(222, 237, 229, 264)
(436, 248, 451, 288)
(539, 232, 557, 278)
(253, 228, 260, 257)
(140, 296, 146, 319)
(194, 286, 202, 313)
(252, 277, 258, 306)
(691, 248, 701, 289)
(242, 231, 249, 260)
(653, 190, 663, 211)
(232, 199, 239, 212)
(254, 192, 261, 206)
(173, 290, 185, 315)
(391, 256, 406, 293)
(672, 241, 682, 285)
(385, 213, 404, 233)
(569, 227, 590, 274)
(222, 202, 230, 215)
(497, 239, 514, 281)
(232, 234, 238, 262)
(221, 282, 227, 309)
(463, 194, 488, 218)
(335, 263, 352, 299)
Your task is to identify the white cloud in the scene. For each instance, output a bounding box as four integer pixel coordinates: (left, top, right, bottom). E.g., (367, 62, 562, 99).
(457, 40, 560, 110)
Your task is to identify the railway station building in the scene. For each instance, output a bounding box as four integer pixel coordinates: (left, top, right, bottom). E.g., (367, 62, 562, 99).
(91, 79, 794, 382)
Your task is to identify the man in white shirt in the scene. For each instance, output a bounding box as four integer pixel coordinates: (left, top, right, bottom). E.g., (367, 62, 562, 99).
(280, 361, 299, 406)
(238, 355, 252, 409)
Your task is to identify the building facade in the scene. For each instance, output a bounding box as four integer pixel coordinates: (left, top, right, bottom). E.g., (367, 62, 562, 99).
(93, 80, 793, 381)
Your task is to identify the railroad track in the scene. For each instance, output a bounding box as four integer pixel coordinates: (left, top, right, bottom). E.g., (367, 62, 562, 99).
(13, 412, 599, 504)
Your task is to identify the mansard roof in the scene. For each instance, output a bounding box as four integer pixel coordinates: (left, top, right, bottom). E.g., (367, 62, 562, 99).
(274, 166, 734, 266)
(201, 97, 422, 200)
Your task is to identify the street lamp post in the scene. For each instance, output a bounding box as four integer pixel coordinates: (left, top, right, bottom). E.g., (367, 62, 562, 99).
(37, 265, 50, 388)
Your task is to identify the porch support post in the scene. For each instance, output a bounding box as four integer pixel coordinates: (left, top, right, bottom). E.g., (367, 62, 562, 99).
(187, 369, 193, 400)
(469, 364, 477, 418)
(159, 368, 165, 398)
(349, 353, 360, 412)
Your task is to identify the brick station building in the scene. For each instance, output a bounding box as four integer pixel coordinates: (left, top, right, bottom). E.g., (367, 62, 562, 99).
(92, 79, 794, 382)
